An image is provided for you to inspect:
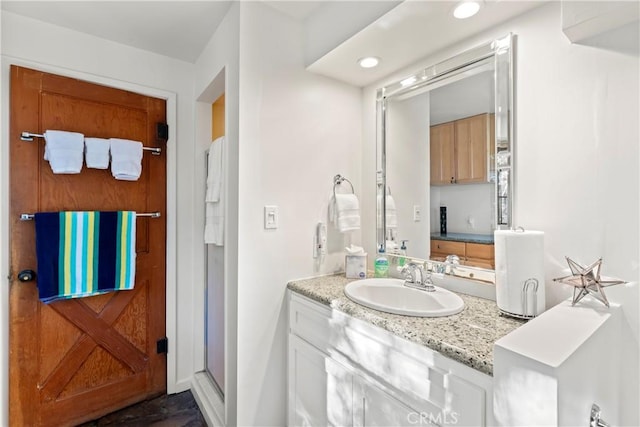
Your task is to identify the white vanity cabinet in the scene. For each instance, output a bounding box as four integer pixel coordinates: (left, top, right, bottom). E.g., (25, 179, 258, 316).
(289, 335, 354, 426)
(354, 376, 443, 427)
(288, 292, 494, 427)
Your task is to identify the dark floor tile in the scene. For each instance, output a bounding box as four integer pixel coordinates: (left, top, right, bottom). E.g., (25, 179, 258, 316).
(79, 390, 206, 427)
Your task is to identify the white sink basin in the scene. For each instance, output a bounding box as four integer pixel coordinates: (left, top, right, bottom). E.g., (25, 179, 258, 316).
(344, 278, 464, 317)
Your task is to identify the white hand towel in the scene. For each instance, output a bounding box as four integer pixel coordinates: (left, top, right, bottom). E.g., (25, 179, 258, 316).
(43, 130, 84, 174)
(205, 137, 225, 245)
(385, 194, 398, 229)
(376, 194, 398, 229)
(204, 199, 224, 245)
(206, 136, 224, 202)
(331, 193, 361, 233)
(110, 138, 143, 181)
(84, 137, 111, 169)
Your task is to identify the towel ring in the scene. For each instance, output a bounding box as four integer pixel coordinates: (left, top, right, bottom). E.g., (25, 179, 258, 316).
(333, 174, 354, 197)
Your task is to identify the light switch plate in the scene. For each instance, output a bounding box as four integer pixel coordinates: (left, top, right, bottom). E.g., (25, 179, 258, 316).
(264, 205, 278, 229)
(413, 205, 421, 222)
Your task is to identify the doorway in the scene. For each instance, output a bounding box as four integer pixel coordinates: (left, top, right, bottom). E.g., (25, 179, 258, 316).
(191, 67, 228, 426)
(206, 93, 226, 392)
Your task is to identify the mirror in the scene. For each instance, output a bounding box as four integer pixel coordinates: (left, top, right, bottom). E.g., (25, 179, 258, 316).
(376, 34, 514, 280)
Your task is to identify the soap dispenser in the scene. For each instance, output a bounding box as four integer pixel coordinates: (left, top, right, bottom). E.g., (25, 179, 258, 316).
(398, 240, 408, 267)
(374, 246, 389, 278)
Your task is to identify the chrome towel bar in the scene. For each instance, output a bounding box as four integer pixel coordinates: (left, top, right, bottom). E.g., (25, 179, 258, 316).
(21, 131, 162, 155)
(20, 212, 161, 221)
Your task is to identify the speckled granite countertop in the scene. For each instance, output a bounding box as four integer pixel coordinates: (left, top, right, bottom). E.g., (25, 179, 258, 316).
(431, 232, 494, 244)
(287, 274, 525, 376)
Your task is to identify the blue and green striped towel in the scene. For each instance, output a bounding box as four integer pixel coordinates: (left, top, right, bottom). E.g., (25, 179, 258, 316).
(34, 211, 136, 303)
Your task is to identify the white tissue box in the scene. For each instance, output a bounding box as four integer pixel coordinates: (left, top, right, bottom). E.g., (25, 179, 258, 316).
(345, 254, 367, 279)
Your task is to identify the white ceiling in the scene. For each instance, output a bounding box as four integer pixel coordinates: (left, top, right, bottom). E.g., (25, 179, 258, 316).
(429, 69, 494, 125)
(308, 0, 547, 87)
(1, 1, 234, 63)
(264, 0, 324, 20)
(1, 0, 546, 77)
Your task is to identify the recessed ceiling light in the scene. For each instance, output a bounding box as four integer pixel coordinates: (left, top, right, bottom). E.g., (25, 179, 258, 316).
(453, 1, 481, 19)
(358, 57, 380, 69)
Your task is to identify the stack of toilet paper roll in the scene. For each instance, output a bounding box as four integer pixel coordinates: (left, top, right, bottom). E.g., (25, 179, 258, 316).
(494, 229, 545, 318)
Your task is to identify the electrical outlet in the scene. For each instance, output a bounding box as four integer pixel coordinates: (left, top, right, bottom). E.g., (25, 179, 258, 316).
(413, 205, 421, 222)
(467, 216, 475, 229)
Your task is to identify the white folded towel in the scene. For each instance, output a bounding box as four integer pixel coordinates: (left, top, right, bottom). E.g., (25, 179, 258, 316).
(43, 130, 84, 174)
(206, 136, 224, 203)
(377, 194, 398, 229)
(110, 138, 143, 181)
(205, 137, 225, 245)
(84, 137, 111, 169)
(330, 193, 361, 233)
(204, 201, 224, 245)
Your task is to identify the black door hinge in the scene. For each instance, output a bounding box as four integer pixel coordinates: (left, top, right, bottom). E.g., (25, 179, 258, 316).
(157, 337, 168, 354)
(157, 123, 169, 141)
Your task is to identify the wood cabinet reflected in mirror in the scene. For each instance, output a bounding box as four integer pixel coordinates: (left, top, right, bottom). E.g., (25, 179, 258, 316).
(429, 112, 495, 268)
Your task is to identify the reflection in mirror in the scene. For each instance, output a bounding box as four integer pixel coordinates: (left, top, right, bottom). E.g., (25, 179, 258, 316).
(376, 34, 514, 282)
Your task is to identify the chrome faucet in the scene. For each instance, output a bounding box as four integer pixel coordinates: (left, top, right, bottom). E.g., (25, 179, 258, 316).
(433, 262, 446, 274)
(445, 254, 460, 273)
(445, 254, 460, 265)
(401, 262, 435, 292)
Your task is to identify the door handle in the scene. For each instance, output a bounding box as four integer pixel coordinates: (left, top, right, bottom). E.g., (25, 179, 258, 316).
(18, 269, 36, 282)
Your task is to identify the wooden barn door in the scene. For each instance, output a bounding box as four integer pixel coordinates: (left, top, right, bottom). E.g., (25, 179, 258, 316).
(9, 66, 167, 426)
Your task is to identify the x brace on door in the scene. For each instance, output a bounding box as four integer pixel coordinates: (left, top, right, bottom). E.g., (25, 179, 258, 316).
(38, 285, 148, 401)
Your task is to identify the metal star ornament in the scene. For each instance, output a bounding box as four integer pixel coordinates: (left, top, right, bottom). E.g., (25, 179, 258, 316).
(553, 257, 625, 308)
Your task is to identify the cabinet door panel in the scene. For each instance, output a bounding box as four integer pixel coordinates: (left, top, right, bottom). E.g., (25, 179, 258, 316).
(466, 242, 495, 268)
(289, 335, 353, 427)
(355, 379, 443, 427)
(455, 114, 488, 183)
(290, 294, 333, 353)
(430, 239, 466, 258)
(430, 122, 455, 185)
(446, 374, 486, 426)
(466, 243, 494, 260)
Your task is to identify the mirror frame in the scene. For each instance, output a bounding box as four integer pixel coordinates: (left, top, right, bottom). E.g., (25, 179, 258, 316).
(376, 33, 515, 268)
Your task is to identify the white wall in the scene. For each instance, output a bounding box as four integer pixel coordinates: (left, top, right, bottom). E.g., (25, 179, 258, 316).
(0, 11, 198, 425)
(235, 2, 362, 424)
(363, 3, 638, 424)
(431, 184, 494, 235)
(387, 94, 430, 257)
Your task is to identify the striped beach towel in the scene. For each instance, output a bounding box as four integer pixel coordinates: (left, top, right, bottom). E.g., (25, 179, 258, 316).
(34, 211, 136, 303)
